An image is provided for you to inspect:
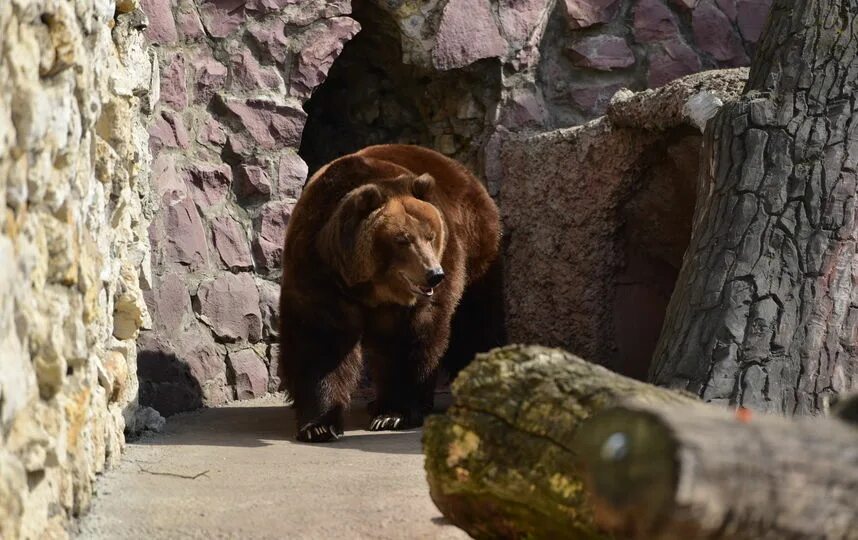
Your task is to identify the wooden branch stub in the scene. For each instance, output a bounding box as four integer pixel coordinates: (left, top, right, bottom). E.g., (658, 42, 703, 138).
(832, 392, 858, 425)
(576, 400, 858, 540)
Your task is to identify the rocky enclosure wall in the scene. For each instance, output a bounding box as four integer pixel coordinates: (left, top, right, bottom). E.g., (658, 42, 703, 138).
(537, 0, 771, 126)
(137, 0, 773, 413)
(136, 0, 361, 414)
(0, 0, 154, 537)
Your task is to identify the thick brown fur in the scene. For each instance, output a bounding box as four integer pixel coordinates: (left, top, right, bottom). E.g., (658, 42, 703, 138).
(279, 144, 500, 442)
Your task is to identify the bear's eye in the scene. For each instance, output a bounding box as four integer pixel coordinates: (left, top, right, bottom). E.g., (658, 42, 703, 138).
(395, 235, 411, 246)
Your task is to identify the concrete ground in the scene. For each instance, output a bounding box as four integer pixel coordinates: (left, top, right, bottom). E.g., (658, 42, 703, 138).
(74, 396, 469, 539)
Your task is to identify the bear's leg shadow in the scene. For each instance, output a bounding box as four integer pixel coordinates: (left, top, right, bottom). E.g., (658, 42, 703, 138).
(282, 328, 362, 443)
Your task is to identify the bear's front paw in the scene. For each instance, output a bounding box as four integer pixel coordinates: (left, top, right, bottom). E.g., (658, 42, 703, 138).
(297, 422, 342, 443)
(368, 413, 421, 431)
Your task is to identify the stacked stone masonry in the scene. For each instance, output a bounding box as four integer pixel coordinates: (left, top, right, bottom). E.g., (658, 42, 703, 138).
(136, 0, 360, 414)
(0, 0, 155, 537)
(137, 0, 772, 414)
(297, 0, 503, 179)
(538, 0, 772, 127)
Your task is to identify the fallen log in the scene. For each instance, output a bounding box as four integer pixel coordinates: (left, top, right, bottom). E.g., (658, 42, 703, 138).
(575, 400, 858, 540)
(422, 345, 696, 540)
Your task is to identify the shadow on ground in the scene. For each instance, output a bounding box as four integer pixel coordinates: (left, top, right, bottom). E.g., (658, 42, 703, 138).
(136, 394, 452, 455)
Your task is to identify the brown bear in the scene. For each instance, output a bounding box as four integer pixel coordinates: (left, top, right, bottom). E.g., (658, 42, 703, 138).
(278, 144, 500, 442)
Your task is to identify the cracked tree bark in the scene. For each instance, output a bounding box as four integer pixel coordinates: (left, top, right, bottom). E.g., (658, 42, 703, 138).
(576, 399, 858, 539)
(650, 0, 858, 414)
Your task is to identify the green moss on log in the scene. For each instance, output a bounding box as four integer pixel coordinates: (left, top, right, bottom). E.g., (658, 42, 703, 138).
(423, 345, 696, 540)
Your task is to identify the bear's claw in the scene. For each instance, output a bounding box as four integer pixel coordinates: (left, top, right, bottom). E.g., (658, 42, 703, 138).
(368, 414, 412, 431)
(297, 422, 342, 443)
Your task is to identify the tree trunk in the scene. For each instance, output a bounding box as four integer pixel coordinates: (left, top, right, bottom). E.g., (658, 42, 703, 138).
(422, 345, 695, 540)
(576, 400, 858, 539)
(650, 0, 858, 414)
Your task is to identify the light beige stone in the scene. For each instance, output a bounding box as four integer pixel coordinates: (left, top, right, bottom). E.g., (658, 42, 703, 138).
(113, 292, 145, 340)
(102, 351, 129, 402)
(0, 452, 26, 539)
(0, 1, 153, 536)
(115, 0, 139, 13)
(35, 355, 67, 399)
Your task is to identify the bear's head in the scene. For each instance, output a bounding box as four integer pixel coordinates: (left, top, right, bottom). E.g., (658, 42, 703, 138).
(318, 173, 447, 306)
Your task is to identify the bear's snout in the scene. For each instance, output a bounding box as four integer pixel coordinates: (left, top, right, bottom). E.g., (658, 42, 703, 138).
(426, 267, 445, 287)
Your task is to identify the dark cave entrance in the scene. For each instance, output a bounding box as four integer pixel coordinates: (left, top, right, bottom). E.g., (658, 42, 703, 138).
(298, 1, 500, 177)
(297, 1, 505, 387)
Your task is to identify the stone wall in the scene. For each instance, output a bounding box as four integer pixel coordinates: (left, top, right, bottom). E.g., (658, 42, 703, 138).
(299, 0, 502, 176)
(136, 0, 361, 414)
(137, 0, 772, 413)
(537, 0, 771, 126)
(368, 0, 771, 129)
(0, 0, 155, 537)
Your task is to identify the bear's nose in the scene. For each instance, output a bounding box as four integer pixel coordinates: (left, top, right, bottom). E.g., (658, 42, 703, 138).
(426, 268, 445, 288)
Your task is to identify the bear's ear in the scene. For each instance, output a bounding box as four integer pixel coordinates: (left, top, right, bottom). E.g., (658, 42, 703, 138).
(317, 184, 383, 287)
(411, 173, 435, 200)
(343, 184, 384, 216)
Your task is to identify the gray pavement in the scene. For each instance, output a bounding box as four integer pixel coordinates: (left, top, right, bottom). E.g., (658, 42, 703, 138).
(74, 396, 469, 540)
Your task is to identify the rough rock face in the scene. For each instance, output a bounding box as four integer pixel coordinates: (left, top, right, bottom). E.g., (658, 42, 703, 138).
(298, 1, 502, 178)
(297, 0, 772, 198)
(0, 0, 155, 536)
(538, 0, 770, 126)
(496, 69, 749, 380)
(365, 0, 769, 128)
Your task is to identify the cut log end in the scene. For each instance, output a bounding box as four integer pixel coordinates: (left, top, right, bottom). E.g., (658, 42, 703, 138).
(574, 408, 678, 537)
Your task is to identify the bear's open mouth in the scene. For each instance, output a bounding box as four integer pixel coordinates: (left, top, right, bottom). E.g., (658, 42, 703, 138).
(402, 274, 434, 297)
